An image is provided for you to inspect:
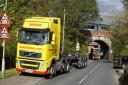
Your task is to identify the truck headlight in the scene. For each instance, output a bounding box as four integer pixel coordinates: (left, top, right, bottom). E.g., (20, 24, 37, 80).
(40, 61, 45, 70)
(41, 61, 45, 66)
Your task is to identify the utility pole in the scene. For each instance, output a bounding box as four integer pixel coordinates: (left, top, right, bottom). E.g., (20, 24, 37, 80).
(1, 0, 8, 78)
(62, 8, 66, 53)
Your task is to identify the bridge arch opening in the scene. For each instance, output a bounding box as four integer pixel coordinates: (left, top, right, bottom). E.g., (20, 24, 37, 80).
(89, 40, 109, 60)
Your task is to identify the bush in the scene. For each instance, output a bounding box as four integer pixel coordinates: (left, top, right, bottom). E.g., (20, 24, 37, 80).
(119, 69, 128, 85)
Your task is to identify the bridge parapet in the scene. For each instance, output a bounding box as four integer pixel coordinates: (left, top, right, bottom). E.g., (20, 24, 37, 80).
(90, 30, 112, 39)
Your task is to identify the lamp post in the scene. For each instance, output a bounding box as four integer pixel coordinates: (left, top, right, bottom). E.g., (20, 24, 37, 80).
(62, 8, 65, 53)
(62, 0, 66, 53)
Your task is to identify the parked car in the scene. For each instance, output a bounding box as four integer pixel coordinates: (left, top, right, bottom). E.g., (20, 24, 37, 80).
(113, 56, 128, 69)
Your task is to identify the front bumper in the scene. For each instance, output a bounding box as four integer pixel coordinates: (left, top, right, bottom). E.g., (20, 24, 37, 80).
(16, 68, 49, 75)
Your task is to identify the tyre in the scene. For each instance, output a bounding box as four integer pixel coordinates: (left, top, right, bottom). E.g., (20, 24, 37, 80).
(81, 62, 84, 68)
(122, 64, 126, 69)
(82, 62, 85, 68)
(85, 62, 87, 67)
(78, 63, 82, 69)
(45, 64, 56, 79)
(59, 63, 65, 74)
(83, 62, 85, 67)
(81, 62, 83, 68)
(64, 62, 70, 73)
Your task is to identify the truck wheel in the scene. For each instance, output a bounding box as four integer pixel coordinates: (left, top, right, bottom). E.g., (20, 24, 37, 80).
(64, 62, 70, 73)
(85, 62, 87, 67)
(81, 63, 84, 68)
(81, 60, 83, 68)
(78, 63, 82, 69)
(60, 63, 65, 73)
(83, 61, 87, 67)
(122, 64, 126, 69)
(46, 64, 56, 79)
(80, 63, 83, 68)
(82, 62, 84, 68)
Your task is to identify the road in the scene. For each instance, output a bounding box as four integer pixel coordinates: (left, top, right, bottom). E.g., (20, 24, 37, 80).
(0, 60, 119, 85)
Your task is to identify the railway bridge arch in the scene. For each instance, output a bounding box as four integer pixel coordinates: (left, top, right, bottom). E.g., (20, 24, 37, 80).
(85, 24, 113, 60)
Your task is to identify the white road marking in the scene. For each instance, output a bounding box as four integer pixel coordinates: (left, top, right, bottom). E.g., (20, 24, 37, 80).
(89, 68, 95, 74)
(79, 63, 101, 84)
(89, 63, 100, 74)
(78, 74, 89, 84)
(31, 78, 42, 85)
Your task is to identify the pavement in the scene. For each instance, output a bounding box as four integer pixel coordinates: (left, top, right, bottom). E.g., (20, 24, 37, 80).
(0, 60, 119, 85)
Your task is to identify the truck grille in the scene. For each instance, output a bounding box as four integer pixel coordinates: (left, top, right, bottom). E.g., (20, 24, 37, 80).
(19, 50, 42, 58)
(20, 60, 40, 70)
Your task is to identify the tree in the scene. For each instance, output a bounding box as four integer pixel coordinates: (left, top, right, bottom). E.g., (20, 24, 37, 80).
(112, 14, 128, 56)
(0, 0, 99, 57)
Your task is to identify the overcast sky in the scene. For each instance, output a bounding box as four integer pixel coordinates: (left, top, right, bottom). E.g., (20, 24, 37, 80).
(97, 0, 125, 24)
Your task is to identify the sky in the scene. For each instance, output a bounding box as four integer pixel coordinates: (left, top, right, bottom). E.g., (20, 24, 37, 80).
(97, 0, 125, 24)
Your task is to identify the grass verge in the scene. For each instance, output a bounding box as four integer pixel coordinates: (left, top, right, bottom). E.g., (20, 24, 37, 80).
(0, 68, 19, 79)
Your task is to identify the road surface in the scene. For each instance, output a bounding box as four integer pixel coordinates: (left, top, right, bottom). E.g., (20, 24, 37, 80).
(0, 60, 119, 85)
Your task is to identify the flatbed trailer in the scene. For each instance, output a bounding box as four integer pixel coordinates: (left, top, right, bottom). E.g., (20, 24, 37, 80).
(60, 54, 87, 69)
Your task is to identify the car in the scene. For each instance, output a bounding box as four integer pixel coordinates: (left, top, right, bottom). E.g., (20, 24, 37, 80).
(113, 56, 128, 69)
(92, 55, 101, 60)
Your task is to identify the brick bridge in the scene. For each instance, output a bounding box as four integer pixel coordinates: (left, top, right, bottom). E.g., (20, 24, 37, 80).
(85, 23, 113, 60)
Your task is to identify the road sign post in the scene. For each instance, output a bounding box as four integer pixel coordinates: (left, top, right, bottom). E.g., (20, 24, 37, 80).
(0, 0, 10, 78)
(1, 39, 5, 78)
(76, 42, 80, 56)
(0, 26, 10, 79)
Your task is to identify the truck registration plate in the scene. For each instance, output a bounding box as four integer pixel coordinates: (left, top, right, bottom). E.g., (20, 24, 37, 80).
(26, 69, 33, 73)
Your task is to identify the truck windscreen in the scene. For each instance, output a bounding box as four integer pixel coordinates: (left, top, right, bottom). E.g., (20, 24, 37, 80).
(18, 28, 50, 45)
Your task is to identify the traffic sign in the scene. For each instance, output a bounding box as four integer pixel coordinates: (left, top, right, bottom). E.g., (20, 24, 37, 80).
(0, 26, 10, 39)
(76, 42, 80, 51)
(0, 12, 10, 25)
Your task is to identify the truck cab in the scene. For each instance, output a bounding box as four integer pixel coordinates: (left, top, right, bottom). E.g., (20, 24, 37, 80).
(16, 17, 61, 75)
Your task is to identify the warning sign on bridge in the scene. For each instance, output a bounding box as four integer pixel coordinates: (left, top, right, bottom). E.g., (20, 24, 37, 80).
(76, 42, 80, 51)
(0, 26, 10, 39)
(0, 12, 10, 25)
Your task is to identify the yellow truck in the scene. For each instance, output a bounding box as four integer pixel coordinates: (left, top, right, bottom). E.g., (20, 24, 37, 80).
(16, 17, 87, 78)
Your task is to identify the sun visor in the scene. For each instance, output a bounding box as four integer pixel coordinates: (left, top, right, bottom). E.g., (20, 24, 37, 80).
(23, 21, 49, 29)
